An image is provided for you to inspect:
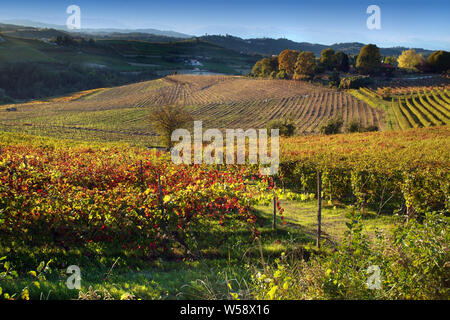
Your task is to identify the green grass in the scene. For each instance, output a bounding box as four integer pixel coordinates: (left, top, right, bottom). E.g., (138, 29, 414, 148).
(0, 193, 395, 300)
(256, 199, 395, 244)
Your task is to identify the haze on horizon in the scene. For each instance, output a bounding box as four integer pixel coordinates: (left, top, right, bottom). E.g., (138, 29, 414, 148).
(0, 0, 449, 51)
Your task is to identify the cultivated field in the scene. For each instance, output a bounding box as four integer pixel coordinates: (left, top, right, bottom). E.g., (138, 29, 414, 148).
(349, 85, 450, 130)
(0, 75, 386, 144)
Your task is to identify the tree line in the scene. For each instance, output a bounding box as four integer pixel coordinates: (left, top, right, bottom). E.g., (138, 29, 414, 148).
(251, 44, 450, 80)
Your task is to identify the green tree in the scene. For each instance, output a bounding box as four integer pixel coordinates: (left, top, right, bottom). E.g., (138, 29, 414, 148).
(356, 44, 381, 75)
(383, 56, 397, 67)
(251, 57, 278, 77)
(320, 48, 337, 71)
(278, 49, 299, 78)
(294, 51, 316, 80)
(427, 50, 450, 73)
(335, 51, 349, 72)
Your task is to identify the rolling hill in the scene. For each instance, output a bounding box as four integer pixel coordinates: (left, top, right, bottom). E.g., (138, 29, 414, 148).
(199, 35, 435, 57)
(0, 33, 259, 100)
(0, 75, 385, 146)
(0, 20, 192, 38)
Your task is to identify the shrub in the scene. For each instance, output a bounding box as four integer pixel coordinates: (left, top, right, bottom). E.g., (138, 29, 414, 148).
(266, 118, 296, 136)
(339, 75, 372, 89)
(345, 119, 362, 133)
(319, 116, 344, 135)
(345, 120, 378, 133)
(364, 125, 379, 132)
(249, 211, 449, 300)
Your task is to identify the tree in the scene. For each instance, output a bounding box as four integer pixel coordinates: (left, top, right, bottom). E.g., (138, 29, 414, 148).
(270, 56, 279, 73)
(278, 49, 299, 78)
(328, 71, 340, 88)
(383, 56, 397, 67)
(356, 44, 381, 75)
(427, 50, 450, 73)
(397, 50, 424, 71)
(276, 70, 288, 79)
(335, 51, 349, 72)
(320, 48, 337, 71)
(294, 51, 316, 80)
(251, 57, 278, 78)
(148, 105, 193, 148)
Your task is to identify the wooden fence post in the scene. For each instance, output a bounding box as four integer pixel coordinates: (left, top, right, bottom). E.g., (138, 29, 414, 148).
(317, 171, 322, 249)
(272, 190, 277, 231)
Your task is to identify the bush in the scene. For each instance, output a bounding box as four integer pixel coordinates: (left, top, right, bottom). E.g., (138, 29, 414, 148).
(339, 76, 372, 89)
(319, 116, 344, 135)
(364, 125, 379, 132)
(266, 118, 296, 136)
(345, 119, 362, 133)
(249, 211, 449, 300)
(345, 120, 378, 133)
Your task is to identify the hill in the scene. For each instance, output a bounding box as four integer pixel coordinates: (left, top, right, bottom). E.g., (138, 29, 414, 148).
(0, 19, 192, 38)
(0, 75, 385, 145)
(199, 35, 435, 57)
(0, 34, 258, 100)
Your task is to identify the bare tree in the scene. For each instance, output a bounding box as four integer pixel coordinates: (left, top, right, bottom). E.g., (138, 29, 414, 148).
(148, 105, 193, 149)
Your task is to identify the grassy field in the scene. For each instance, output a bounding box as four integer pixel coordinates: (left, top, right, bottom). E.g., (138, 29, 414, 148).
(0, 199, 395, 300)
(0, 75, 386, 145)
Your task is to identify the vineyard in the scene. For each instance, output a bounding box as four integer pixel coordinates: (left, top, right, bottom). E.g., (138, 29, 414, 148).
(279, 126, 449, 214)
(0, 123, 448, 299)
(350, 85, 450, 130)
(0, 74, 449, 300)
(0, 75, 385, 144)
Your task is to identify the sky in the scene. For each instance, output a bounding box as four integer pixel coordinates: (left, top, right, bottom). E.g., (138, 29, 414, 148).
(0, 0, 449, 50)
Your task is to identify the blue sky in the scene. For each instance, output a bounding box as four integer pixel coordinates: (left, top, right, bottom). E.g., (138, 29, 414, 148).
(1, 0, 449, 50)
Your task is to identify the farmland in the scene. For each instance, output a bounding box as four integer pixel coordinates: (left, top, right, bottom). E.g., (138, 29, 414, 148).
(0, 75, 449, 301)
(350, 85, 450, 130)
(0, 125, 448, 300)
(0, 75, 385, 145)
